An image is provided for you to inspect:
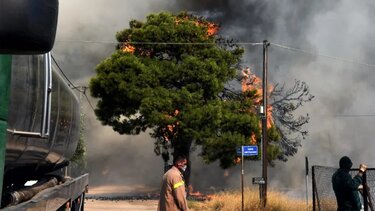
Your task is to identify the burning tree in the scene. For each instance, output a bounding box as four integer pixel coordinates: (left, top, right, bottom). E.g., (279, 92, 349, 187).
(270, 80, 314, 161)
(240, 68, 314, 166)
(89, 12, 312, 177)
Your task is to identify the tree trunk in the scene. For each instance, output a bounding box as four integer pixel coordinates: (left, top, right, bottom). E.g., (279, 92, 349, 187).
(172, 139, 193, 195)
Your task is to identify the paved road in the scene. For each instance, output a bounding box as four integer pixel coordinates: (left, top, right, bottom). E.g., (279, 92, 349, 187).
(85, 199, 158, 211)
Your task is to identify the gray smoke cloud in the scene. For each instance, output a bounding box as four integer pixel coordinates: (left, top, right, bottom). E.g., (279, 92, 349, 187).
(54, 0, 375, 195)
(54, 0, 171, 190)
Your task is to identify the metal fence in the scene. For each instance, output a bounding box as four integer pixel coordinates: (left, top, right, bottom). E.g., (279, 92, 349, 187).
(312, 165, 375, 211)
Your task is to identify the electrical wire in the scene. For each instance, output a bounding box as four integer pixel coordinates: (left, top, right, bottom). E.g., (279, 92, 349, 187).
(56, 40, 375, 68)
(55, 40, 264, 46)
(51, 40, 261, 115)
(334, 114, 375, 118)
(56, 40, 116, 44)
(51, 54, 96, 113)
(55, 40, 375, 68)
(53, 41, 375, 117)
(83, 91, 96, 112)
(270, 43, 375, 117)
(51, 54, 79, 89)
(271, 42, 375, 69)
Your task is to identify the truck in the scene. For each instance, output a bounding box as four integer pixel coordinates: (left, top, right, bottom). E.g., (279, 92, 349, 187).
(0, 0, 88, 210)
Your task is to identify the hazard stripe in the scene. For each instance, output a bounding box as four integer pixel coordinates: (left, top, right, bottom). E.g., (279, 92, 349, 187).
(173, 181, 185, 189)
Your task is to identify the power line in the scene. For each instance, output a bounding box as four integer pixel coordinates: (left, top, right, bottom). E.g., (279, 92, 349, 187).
(334, 114, 375, 118)
(56, 40, 116, 44)
(82, 87, 96, 113)
(271, 42, 375, 69)
(53, 41, 375, 117)
(271, 43, 375, 117)
(84, 93, 95, 112)
(51, 54, 80, 90)
(56, 40, 375, 68)
(126, 41, 264, 45)
(51, 54, 96, 113)
(51, 40, 261, 114)
(55, 40, 264, 46)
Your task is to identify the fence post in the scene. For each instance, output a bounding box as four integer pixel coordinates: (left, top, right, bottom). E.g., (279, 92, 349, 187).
(312, 166, 315, 211)
(363, 172, 368, 211)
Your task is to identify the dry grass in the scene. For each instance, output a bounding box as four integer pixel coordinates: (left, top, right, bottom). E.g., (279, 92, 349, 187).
(188, 188, 312, 211)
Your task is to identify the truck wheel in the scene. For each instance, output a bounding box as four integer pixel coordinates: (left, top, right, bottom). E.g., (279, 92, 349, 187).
(71, 193, 85, 211)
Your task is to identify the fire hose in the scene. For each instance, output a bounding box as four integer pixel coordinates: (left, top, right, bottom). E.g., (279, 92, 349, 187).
(4, 177, 59, 207)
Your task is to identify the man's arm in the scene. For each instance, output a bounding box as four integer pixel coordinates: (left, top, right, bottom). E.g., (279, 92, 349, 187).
(345, 164, 367, 190)
(345, 174, 363, 190)
(172, 176, 188, 211)
(344, 164, 367, 190)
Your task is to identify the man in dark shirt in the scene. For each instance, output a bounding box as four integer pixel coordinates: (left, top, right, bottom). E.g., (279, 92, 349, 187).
(332, 156, 367, 211)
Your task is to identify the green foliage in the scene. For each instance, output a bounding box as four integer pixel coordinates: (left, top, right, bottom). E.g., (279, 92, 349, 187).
(90, 12, 282, 168)
(70, 113, 87, 167)
(196, 98, 261, 168)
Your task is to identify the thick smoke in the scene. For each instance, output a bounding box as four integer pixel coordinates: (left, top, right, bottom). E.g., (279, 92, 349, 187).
(167, 0, 375, 192)
(55, 0, 375, 195)
(54, 0, 171, 192)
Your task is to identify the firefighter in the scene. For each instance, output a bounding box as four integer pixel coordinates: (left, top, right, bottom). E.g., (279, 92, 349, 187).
(158, 155, 189, 211)
(332, 156, 367, 211)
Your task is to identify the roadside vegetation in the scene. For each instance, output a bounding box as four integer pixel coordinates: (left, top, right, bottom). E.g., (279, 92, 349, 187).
(188, 188, 311, 211)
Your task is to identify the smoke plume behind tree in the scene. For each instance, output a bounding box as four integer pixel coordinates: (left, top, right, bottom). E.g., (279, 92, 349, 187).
(53, 0, 375, 193)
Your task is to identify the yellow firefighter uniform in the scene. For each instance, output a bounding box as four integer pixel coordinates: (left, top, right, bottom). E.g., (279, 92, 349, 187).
(158, 166, 189, 211)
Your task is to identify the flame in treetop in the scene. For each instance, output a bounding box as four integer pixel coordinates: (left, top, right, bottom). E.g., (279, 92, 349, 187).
(90, 11, 313, 168)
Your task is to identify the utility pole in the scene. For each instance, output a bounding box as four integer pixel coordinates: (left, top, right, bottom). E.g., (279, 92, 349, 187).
(261, 40, 270, 208)
(305, 156, 309, 211)
(241, 146, 244, 211)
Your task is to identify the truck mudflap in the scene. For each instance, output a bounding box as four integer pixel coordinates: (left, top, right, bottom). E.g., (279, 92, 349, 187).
(2, 173, 88, 211)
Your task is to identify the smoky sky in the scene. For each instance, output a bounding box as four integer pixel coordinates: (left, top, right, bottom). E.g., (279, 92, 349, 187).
(54, 0, 375, 195)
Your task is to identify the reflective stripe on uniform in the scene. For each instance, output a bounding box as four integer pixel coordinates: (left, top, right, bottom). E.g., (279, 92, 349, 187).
(173, 181, 185, 189)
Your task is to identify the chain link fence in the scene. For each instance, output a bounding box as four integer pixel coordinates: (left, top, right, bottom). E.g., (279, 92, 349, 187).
(312, 165, 375, 211)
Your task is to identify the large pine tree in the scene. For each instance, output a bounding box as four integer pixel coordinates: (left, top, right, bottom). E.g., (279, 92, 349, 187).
(90, 12, 311, 174)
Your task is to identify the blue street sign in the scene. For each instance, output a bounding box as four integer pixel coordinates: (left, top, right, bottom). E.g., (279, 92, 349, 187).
(236, 145, 258, 156)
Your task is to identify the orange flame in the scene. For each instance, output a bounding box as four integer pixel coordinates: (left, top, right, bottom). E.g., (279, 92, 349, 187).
(175, 17, 219, 37)
(121, 43, 135, 53)
(124, 18, 218, 55)
(188, 185, 214, 200)
(195, 21, 219, 37)
(234, 157, 241, 164)
(163, 110, 180, 142)
(241, 67, 274, 141)
(250, 132, 257, 145)
(206, 22, 219, 36)
(188, 185, 202, 196)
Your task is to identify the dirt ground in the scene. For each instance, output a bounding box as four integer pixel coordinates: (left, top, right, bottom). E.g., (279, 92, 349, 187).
(84, 199, 158, 211)
(85, 185, 159, 210)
